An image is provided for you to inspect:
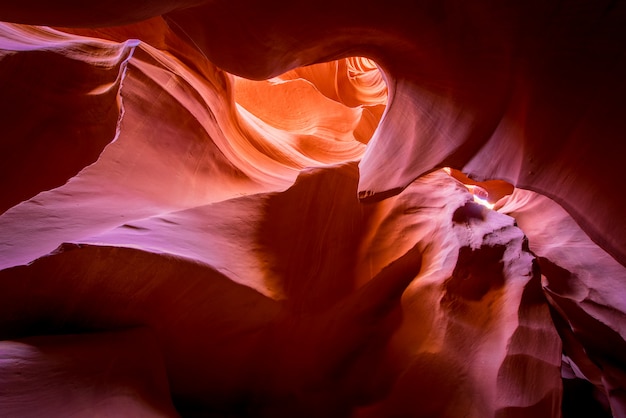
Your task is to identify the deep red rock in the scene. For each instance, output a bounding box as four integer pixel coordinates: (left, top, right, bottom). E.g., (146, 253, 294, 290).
(0, 2, 625, 416)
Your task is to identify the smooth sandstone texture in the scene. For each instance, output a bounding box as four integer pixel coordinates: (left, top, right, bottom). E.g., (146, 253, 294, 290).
(0, 167, 563, 416)
(0, 329, 178, 417)
(0, 24, 136, 214)
(0, 1, 624, 417)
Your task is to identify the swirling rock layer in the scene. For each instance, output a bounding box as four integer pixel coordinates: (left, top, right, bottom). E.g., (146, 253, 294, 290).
(0, 2, 625, 417)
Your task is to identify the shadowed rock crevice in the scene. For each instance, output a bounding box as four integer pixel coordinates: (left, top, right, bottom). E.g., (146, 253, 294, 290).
(445, 244, 506, 301)
(256, 163, 370, 313)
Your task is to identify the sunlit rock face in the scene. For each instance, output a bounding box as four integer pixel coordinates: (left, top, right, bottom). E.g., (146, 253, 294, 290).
(0, 1, 625, 417)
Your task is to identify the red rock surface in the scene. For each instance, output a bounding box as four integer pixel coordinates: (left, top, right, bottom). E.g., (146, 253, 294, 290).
(0, 1, 624, 417)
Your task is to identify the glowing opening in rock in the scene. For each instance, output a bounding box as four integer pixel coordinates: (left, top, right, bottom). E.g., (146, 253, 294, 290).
(443, 167, 514, 210)
(232, 57, 388, 152)
(466, 185, 495, 209)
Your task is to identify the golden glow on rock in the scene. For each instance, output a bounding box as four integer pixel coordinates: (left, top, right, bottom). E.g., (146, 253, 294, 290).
(444, 167, 514, 210)
(233, 56, 387, 149)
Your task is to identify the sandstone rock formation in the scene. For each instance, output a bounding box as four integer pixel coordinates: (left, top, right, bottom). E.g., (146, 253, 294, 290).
(0, 1, 625, 417)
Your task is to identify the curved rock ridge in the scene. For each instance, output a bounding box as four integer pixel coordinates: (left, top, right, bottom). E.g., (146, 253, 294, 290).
(447, 171, 626, 416)
(0, 2, 624, 417)
(0, 23, 137, 215)
(0, 0, 624, 263)
(0, 167, 561, 416)
(499, 189, 626, 416)
(0, 23, 374, 269)
(177, 0, 626, 266)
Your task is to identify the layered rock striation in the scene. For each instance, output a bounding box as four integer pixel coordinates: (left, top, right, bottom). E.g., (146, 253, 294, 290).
(0, 1, 625, 416)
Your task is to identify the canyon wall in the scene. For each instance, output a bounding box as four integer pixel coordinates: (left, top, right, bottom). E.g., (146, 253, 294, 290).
(0, 1, 625, 416)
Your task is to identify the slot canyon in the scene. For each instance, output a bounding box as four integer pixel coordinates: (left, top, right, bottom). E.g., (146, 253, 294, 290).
(0, 1, 625, 417)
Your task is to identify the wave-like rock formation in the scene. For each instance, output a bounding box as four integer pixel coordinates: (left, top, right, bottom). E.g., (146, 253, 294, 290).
(0, 1, 625, 417)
